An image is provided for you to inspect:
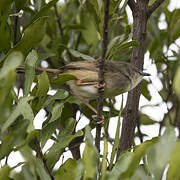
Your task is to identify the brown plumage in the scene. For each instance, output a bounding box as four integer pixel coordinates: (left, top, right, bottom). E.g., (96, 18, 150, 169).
(61, 61, 150, 98)
(16, 60, 150, 99)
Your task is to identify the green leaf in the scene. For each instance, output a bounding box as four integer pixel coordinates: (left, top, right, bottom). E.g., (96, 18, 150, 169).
(31, 0, 58, 22)
(107, 40, 139, 59)
(69, 49, 95, 61)
(0, 91, 13, 125)
(141, 80, 151, 101)
(14, 0, 26, 11)
(40, 120, 58, 148)
(169, 9, 180, 43)
(13, 17, 48, 57)
(118, 40, 139, 49)
(0, 0, 11, 19)
(101, 138, 108, 180)
(167, 140, 180, 180)
(24, 50, 39, 96)
(106, 35, 128, 58)
(83, 126, 98, 180)
(31, 71, 50, 114)
(0, 51, 23, 80)
(37, 52, 56, 61)
(49, 102, 64, 123)
(89, 0, 101, 16)
(131, 165, 153, 180)
(146, 127, 177, 179)
(107, 152, 133, 180)
(1, 96, 34, 133)
(0, 165, 11, 180)
(55, 159, 77, 180)
(109, 0, 122, 15)
(19, 146, 36, 164)
(47, 130, 83, 170)
(22, 164, 37, 180)
(0, 21, 11, 53)
(148, 0, 156, 5)
(46, 118, 83, 169)
(0, 71, 16, 105)
(120, 138, 157, 178)
(109, 96, 123, 170)
(0, 119, 29, 160)
(79, 11, 100, 52)
(11, 172, 24, 180)
(173, 65, 180, 100)
(15, 130, 40, 150)
(51, 73, 77, 86)
(35, 159, 51, 180)
(74, 160, 84, 180)
(0, 0, 12, 53)
(139, 112, 157, 125)
(44, 89, 69, 107)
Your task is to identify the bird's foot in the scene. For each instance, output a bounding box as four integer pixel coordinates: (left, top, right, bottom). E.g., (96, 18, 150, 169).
(94, 82, 105, 90)
(92, 114, 104, 124)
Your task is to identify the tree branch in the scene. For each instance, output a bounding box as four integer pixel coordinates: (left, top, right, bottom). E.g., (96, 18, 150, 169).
(147, 0, 165, 17)
(128, 0, 137, 11)
(35, 140, 54, 180)
(54, 4, 73, 62)
(95, 0, 110, 153)
(117, 0, 148, 158)
(54, 4, 64, 39)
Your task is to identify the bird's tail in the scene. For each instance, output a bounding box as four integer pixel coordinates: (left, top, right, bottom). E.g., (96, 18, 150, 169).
(16, 66, 61, 75)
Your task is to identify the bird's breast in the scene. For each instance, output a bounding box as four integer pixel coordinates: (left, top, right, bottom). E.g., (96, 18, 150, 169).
(67, 80, 98, 99)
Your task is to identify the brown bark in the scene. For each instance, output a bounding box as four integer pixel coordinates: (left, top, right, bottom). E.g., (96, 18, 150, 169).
(117, 0, 164, 158)
(95, 0, 110, 152)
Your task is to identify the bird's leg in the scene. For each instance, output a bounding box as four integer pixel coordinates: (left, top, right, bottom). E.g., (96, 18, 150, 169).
(77, 96, 104, 124)
(77, 96, 97, 114)
(92, 82, 106, 124)
(94, 82, 106, 90)
(92, 115, 104, 124)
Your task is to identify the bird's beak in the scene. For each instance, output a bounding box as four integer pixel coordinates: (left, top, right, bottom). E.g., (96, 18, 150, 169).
(140, 72, 151, 76)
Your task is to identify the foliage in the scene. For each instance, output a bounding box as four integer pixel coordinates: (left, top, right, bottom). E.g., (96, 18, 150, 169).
(0, 0, 179, 179)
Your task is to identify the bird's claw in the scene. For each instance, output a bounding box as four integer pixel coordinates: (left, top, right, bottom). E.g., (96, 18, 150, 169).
(92, 114, 104, 124)
(94, 83, 106, 90)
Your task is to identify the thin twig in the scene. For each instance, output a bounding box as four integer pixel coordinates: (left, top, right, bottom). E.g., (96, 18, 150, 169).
(13, 16, 18, 46)
(147, 0, 165, 17)
(54, 4, 73, 62)
(35, 140, 54, 180)
(54, 4, 64, 39)
(95, 0, 110, 153)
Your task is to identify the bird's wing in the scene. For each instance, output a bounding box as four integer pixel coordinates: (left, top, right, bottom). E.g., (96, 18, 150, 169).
(62, 61, 99, 86)
(65, 69, 99, 86)
(62, 61, 98, 72)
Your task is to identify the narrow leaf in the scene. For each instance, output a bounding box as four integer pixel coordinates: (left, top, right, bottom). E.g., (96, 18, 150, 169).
(146, 127, 177, 179)
(83, 126, 98, 180)
(24, 50, 38, 96)
(0, 51, 23, 79)
(167, 140, 180, 180)
(52, 73, 77, 86)
(69, 49, 95, 61)
(35, 159, 51, 180)
(55, 159, 77, 180)
(173, 65, 180, 100)
(1, 97, 34, 133)
(0, 165, 11, 180)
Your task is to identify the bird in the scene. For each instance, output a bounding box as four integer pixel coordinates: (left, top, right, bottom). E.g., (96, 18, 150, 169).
(16, 60, 150, 115)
